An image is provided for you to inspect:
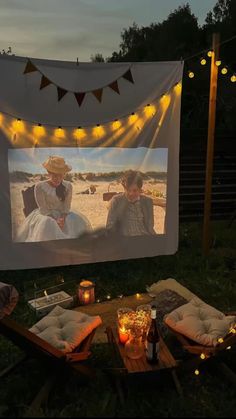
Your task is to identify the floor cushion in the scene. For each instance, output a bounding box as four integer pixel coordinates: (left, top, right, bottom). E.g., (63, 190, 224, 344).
(164, 298, 236, 347)
(29, 305, 102, 353)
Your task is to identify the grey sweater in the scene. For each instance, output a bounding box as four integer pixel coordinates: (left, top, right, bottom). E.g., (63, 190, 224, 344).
(106, 193, 156, 236)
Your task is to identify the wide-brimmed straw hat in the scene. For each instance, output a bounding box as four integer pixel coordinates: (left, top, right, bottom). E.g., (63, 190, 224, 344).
(42, 156, 72, 174)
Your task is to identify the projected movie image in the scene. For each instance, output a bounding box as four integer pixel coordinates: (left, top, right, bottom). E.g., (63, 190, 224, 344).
(8, 147, 168, 243)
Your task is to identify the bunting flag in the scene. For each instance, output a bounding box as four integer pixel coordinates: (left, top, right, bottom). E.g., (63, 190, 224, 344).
(109, 80, 120, 94)
(92, 88, 103, 103)
(57, 87, 67, 101)
(74, 92, 86, 107)
(40, 75, 51, 90)
(122, 69, 134, 84)
(23, 59, 37, 74)
(23, 59, 134, 106)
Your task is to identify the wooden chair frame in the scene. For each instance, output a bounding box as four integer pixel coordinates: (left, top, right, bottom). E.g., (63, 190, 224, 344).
(0, 314, 97, 410)
(166, 311, 236, 384)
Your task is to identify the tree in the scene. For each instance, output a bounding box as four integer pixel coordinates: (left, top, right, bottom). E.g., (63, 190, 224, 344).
(90, 53, 105, 62)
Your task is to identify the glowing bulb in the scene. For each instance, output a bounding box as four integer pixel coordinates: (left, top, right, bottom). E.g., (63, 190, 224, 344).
(200, 58, 206, 65)
(226, 346, 231, 350)
(129, 113, 138, 124)
(74, 127, 86, 140)
(12, 119, 25, 133)
(33, 124, 45, 138)
(54, 126, 65, 138)
(200, 353, 206, 360)
(215, 60, 221, 67)
(188, 71, 194, 79)
(112, 119, 121, 130)
(207, 50, 213, 57)
(96, 299, 100, 303)
(231, 74, 236, 83)
(221, 67, 228, 75)
(174, 82, 182, 95)
(218, 337, 224, 343)
(93, 124, 105, 138)
(194, 369, 200, 376)
(106, 295, 111, 300)
(229, 328, 236, 334)
(144, 104, 156, 117)
(136, 293, 141, 299)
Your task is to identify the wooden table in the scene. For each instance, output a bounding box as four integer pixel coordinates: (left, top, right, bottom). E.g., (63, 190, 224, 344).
(105, 326, 183, 403)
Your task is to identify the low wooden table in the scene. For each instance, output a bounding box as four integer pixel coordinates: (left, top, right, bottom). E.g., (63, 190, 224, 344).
(105, 326, 183, 402)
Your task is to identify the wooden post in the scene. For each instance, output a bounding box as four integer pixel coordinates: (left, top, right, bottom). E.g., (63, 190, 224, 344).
(202, 33, 220, 256)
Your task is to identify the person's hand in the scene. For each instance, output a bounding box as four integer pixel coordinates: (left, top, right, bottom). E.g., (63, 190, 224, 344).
(56, 216, 65, 230)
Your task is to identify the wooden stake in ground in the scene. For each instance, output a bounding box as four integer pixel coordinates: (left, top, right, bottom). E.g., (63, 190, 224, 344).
(202, 33, 220, 256)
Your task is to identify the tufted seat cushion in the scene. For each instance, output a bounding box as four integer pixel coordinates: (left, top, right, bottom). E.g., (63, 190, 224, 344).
(29, 305, 102, 353)
(164, 298, 236, 347)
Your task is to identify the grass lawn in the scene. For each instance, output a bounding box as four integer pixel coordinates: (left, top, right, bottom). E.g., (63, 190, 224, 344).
(0, 221, 236, 417)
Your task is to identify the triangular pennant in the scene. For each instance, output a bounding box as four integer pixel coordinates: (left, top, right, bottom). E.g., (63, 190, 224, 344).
(122, 68, 134, 84)
(40, 75, 51, 90)
(57, 87, 67, 101)
(92, 88, 103, 103)
(109, 80, 120, 94)
(74, 92, 86, 107)
(23, 59, 37, 74)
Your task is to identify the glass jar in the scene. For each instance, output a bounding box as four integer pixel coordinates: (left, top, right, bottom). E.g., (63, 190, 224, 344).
(136, 304, 152, 340)
(125, 332, 144, 360)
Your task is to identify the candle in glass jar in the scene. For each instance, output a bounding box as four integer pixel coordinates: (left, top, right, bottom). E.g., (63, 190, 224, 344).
(118, 326, 129, 344)
(84, 291, 90, 303)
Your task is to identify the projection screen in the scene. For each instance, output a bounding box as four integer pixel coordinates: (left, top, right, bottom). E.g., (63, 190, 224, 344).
(0, 55, 183, 270)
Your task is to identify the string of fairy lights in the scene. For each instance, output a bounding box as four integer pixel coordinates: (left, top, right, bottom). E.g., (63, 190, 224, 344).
(187, 49, 236, 82)
(0, 81, 181, 145)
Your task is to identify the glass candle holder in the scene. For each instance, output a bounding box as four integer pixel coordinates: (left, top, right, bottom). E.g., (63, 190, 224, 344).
(136, 304, 152, 340)
(78, 280, 95, 305)
(117, 307, 135, 344)
(125, 328, 144, 359)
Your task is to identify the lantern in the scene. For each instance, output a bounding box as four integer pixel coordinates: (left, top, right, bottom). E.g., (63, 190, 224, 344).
(78, 280, 95, 305)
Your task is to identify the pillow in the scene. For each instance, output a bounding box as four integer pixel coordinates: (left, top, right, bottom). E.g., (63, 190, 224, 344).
(29, 305, 102, 353)
(0, 282, 19, 319)
(164, 298, 236, 347)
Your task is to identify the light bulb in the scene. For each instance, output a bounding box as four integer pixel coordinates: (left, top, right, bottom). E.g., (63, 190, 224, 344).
(231, 74, 236, 83)
(200, 58, 206, 65)
(207, 50, 213, 57)
(215, 60, 221, 66)
(221, 67, 228, 75)
(188, 71, 194, 79)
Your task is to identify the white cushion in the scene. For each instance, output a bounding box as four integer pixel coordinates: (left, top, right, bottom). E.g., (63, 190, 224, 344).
(164, 298, 236, 347)
(29, 305, 102, 353)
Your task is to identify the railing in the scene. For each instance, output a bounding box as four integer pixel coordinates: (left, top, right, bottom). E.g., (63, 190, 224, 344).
(179, 130, 236, 222)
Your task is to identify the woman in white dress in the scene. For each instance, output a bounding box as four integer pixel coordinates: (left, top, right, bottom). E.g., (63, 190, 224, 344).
(16, 155, 92, 242)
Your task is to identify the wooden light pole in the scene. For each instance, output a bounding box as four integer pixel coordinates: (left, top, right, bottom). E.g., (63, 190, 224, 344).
(202, 33, 220, 256)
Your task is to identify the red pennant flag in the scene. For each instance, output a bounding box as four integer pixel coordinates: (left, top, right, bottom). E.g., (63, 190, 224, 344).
(40, 75, 51, 90)
(109, 80, 120, 94)
(92, 88, 103, 103)
(74, 92, 86, 107)
(23, 59, 37, 74)
(122, 68, 134, 84)
(57, 87, 67, 101)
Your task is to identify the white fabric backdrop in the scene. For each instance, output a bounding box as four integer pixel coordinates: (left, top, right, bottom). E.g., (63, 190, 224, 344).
(0, 54, 183, 270)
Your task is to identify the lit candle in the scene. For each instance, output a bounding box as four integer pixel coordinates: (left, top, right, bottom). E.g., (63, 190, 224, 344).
(78, 280, 95, 305)
(119, 326, 129, 344)
(84, 291, 90, 304)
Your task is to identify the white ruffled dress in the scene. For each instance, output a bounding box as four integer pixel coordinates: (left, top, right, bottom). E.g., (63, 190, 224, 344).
(16, 180, 92, 242)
